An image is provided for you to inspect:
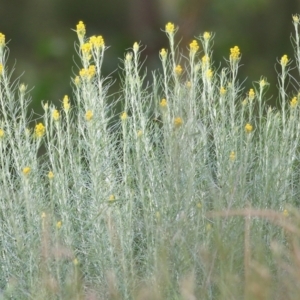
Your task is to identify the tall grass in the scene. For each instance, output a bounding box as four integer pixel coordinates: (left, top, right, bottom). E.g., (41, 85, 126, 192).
(1, 15, 300, 299)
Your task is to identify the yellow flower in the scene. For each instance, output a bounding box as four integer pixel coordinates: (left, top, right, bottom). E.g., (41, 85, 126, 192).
(74, 76, 81, 86)
(79, 65, 96, 80)
(48, 171, 54, 180)
(245, 123, 253, 133)
(189, 40, 199, 53)
(73, 258, 79, 266)
(85, 110, 93, 121)
(159, 98, 168, 108)
(230, 46, 240, 61)
(56, 221, 62, 229)
(35, 123, 45, 138)
(202, 55, 210, 66)
(19, 83, 27, 93)
(81, 42, 91, 54)
(41, 212, 46, 219)
(133, 42, 139, 52)
(90, 35, 105, 49)
(248, 88, 255, 100)
(109, 194, 115, 202)
(0, 128, 5, 139)
(0, 33, 5, 46)
(22, 166, 31, 176)
(63, 95, 70, 111)
(220, 86, 226, 95)
(259, 78, 267, 88)
(280, 54, 289, 67)
(0, 64, 3, 76)
(206, 69, 213, 80)
(76, 21, 86, 37)
(165, 22, 175, 34)
(174, 65, 183, 76)
(186, 81, 192, 88)
(290, 96, 298, 108)
(293, 15, 299, 24)
(120, 112, 127, 121)
(52, 109, 60, 121)
(229, 151, 236, 161)
(283, 209, 289, 217)
(137, 130, 143, 138)
(160, 48, 167, 60)
(174, 117, 183, 128)
(203, 32, 211, 40)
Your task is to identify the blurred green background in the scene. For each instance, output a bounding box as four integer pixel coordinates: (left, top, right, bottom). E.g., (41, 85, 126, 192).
(0, 0, 299, 114)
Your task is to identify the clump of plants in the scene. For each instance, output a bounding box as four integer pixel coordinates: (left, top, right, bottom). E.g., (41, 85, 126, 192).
(1, 15, 300, 300)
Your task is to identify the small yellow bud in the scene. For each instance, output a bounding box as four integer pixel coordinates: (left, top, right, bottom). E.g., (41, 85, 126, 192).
(230, 46, 240, 61)
(248, 88, 255, 100)
(220, 86, 226, 95)
(52, 109, 60, 121)
(85, 110, 93, 121)
(34, 123, 45, 138)
(0, 128, 5, 139)
(290, 96, 298, 108)
(76, 21, 86, 37)
(174, 65, 183, 76)
(165, 22, 175, 34)
(280, 54, 289, 67)
(160, 48, 167, 60)
(245, 123, 253, 133)
(203, 32, 211, 40)
(56, 221, 62, 229)
(229, 151, 236, 161)
(174, 117, 183, 128)
(159, 98, 168, 108)
(120, 112, 127, 121)
(48, 171, 54, 180)
(133, 42, 139, 52)
(22, 166, 31, 176)
(63, 95, 70, 111)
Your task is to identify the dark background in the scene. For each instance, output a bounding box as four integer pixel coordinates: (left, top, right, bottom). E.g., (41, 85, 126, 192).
(1, 0, 299, 114)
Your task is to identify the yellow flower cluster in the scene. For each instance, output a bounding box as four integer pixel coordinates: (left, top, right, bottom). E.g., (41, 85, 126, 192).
(85, 110, 93, 121)
(248, 88, 255, 100)
(22, 166, 31, 176)
(0, 64, 3, 76)
(230, 46, 240, 61)
(290, 96, 298, 108)
(229, 151, 236, 161)
(174, 117, 183, 128)
(159, 98, 168, 108)
(174, 65, 183, 76)
(90, 35, 105, 49)
(165, 22, 175, 34)
(120, 112, 127, 121)
(79, 65, 96, 80)
(202, 55, 210, 66)
(220, 86, 226, 95)
(280, 54, 289, 67)
(0, 128, 4, 138)
(245, 123, 253, 133)
(63, 95, 70, 111)
(48, 171, 54, 180)
(160, 48, 167, 60)
(0, 33, 5, 46)
(203, 32, 211, 40)
(189, 40, 199, 53)
(35, 123, 45, 138)
(76, 21, 86, 37)
(52, 109, 60, 121)
(206, 69, 213, 80)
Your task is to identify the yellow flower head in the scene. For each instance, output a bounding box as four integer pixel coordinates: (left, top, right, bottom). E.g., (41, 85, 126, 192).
(283, 209, 289, 217)
(85, 110, 93, 121)
(90, 35, 105, 49)
(133, 42, 139, 52)
(63, 95, 70, 111)
(74, 76, 81, 86)
(248, 88, 255, 100)
(174, 117, 183, 128)
(290, 96, 298, 108)
(160, 48, 167, 60)
(203, 32, 211, 40)
(19, 83, 27, 93)
(293, 15, 299, 24)
(202, 55, 210, 66)
(48, 171, 54, 180)
(35, 123, 45, 138)
(159, 98, 168, 108)
(120, 112, 127, 121)
(109, 194, 115, 202)
(81, 42, 91, 54)
(245, 123, 253, 133)
(220, 86, 226, 95)
(56, 221, 62, 229)
(76, 21, 86, 37)
(175, 65, 183, 76)
(165, 22, 175, 34)
(0, 64, 3, 76)
(41, 212, 46, 219)
(259, 78, 268, 88)
(186, 81, 192, 88)
(206, 69, 213, 80)
(0, 128, 5, 139)
(22, 166, 31, 176)
(0, 33, 5, 46)
(52, 109, 60, 121)
(230, 46, 240, 61)
(189, 40, 199, 53)
(137, 130, 143, 138)
(280, 54, 289, 67)
(229, 151, 236, 161)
